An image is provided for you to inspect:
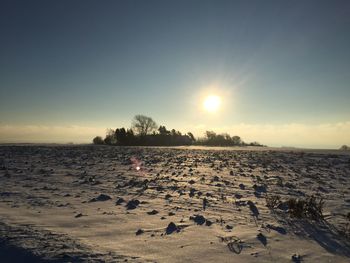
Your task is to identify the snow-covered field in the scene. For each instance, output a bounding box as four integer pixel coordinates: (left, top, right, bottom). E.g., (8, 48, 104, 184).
(0, 145, 350, 262)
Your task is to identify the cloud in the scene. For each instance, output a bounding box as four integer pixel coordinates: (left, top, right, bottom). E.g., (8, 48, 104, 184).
(0, 124, 106, 143)
(1, 122, 349, 148)
(188, 121, 350, 149)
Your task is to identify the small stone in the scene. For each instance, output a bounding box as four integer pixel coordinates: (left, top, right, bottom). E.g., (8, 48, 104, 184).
(116, 197, 125, 205)
(213, 176, 220, 182)
(136, 229, 144, 236)
(234, 193, 243, 199)
(126, 199, 140, 210)
(189, 188, 196, 197)
(205, 220, 213, 226)
(166, 222, 178, 234)
(291, 254, 301, 263)
(189, 179, 196, 184)
(192, 215, 206, 225)
(147, 209, 159, 215)
(257, 233, 267, 246)
(89, 194, 112, 202)
(75, 213, 83, 218)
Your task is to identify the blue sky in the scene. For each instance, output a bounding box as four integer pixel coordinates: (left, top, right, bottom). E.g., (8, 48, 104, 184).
(1, 0, 349, 148)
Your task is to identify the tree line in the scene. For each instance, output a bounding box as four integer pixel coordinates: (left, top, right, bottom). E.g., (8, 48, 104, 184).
(93, 114, 264, 147)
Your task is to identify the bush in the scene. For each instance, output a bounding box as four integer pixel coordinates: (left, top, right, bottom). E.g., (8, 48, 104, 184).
(92, 136, 104, 145)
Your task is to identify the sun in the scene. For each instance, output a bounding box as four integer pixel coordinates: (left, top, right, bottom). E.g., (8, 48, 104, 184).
(203, 95, 221, 112)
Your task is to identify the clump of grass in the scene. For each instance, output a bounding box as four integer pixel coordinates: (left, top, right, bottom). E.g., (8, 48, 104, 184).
(276, 177, 284, 187)
(287, 195, 324, 221)
(338, 212, 350, 240)
(287, 198, 305, 218)
(266, 195, 281, 209)
(344, 212, 350, 238)
(265, 194, 324, 221)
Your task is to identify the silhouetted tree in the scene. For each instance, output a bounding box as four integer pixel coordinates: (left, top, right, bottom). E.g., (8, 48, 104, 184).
(231, 136, 241, 145)
(93, 116, 264, 147)
(115, 128, 127, 144)
(104, 128, 117, 145)
(93, 136, 104, 145)
(206, 131, 217, 141)
(340, 145, 349, 151)
(249, 141, 264, 146)
(158, 125, 170, 136)
(132, 115, 157, 136)
(187, 132, 196, 142)
(125, 129, 136, 145)
(198, 131, 250, 146)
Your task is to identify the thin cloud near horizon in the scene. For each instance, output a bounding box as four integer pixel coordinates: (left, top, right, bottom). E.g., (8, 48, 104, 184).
(0, 122, 349, 149)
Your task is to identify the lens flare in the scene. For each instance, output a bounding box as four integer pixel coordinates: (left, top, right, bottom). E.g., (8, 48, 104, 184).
(131, 157, 143, 172)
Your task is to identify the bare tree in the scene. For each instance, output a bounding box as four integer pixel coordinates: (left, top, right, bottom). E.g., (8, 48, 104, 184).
(132, 115, 157, 136)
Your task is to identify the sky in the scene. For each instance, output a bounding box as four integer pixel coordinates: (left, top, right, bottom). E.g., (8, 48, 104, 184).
(1, 0, 350, 148)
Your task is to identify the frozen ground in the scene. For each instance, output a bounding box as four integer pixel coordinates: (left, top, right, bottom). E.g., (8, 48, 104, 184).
(0, 145, 350, 262)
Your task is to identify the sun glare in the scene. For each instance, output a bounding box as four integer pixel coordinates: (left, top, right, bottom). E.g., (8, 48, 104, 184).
(203, 95, 221, 113)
